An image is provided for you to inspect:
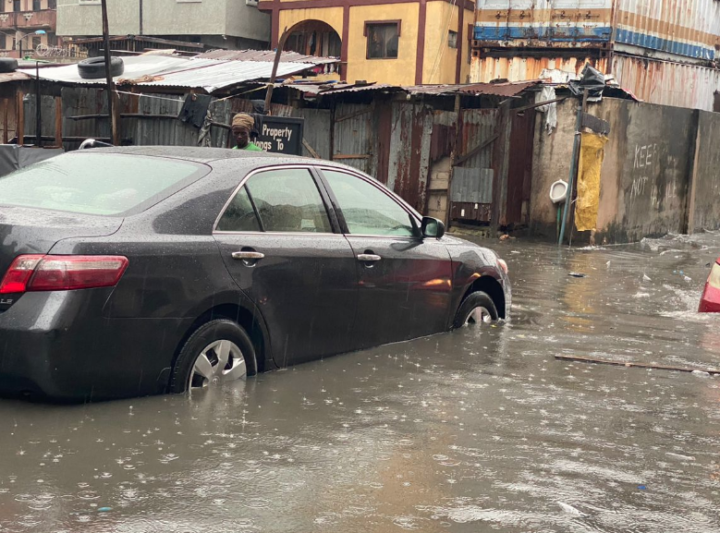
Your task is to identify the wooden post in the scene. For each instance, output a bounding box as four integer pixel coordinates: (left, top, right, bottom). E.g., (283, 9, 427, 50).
(35, 62, 41, 146)
(263, 27, 289, 115)
(54, 96, 62, 148)
(16, 90, 24, 145)
(101, 0, 119, 145)
(2, 98, 8, 144)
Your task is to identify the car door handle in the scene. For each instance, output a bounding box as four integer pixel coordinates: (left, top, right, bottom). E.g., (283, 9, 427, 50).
(357, 254, 381, 262)
(232, 251, 265, 260)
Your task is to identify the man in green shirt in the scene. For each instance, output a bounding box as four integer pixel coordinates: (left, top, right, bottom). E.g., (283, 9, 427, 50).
(231, 113, 263, 151)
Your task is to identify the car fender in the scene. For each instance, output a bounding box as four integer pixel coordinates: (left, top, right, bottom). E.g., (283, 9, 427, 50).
(179, 289, 276, 371)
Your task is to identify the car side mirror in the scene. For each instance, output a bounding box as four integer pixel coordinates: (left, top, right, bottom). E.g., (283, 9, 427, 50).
(421, 216, 445, 240)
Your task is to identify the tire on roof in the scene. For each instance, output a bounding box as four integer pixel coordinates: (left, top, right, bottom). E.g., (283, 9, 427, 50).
(0, 58, 18, 73)
(78, 56, 124, 80)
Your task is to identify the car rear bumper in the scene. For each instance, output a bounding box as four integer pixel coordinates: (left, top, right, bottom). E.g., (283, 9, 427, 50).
(0, 291, 190, 401)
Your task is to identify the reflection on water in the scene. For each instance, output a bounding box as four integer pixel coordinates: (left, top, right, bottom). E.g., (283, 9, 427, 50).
(1, 234, 720, 532)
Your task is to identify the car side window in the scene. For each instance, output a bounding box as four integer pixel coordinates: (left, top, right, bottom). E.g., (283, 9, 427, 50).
(246, 169, 332, 233)
(216, 186, 260, 232)
(322, 170, 415, 237)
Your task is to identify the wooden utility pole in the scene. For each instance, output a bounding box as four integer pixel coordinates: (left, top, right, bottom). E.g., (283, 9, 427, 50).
(263, 27, 289, 115)
(101, 0, 119, 145)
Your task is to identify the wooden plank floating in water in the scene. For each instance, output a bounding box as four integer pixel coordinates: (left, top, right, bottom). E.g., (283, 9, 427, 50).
(555, 355, 720, 376)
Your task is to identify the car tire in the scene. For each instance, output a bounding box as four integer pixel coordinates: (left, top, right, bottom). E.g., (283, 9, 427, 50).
(0, 58, 18, 73)
(77, 56, 125, 80)
(452, 291, 498, 329)
(169, 319, 256, 394)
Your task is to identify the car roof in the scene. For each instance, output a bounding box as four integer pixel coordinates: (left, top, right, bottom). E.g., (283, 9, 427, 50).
(85, 146, 318, 166)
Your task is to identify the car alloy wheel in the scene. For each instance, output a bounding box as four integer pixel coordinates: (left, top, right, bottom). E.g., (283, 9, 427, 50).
(188, 339, 247, 390)
(464, 306, 493, 326)
(452, 290, 499, 329)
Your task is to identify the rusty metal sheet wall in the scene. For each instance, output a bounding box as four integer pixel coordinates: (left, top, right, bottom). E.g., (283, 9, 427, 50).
(475, 1, 613, 45)
(61, 87, 110, 145)
(471, 52, 720, 111)
(469, 55, 609, 84)
(387, 102, 413, 195)
(385, 102, 433, 212)
(459, 108, 497, 170)
(451, 167, 494, 203)
(294, 108, 331, 160)
(611, 54, 720, 111)
(332, 103, 375, 175)
(411, 105, 433, 213)
(209, 99, 233, 149)
(475, 1, 720, 60)
(615, 0, 720, 60)
(135, 95, 197, 147)
(23, 95, 56, 141)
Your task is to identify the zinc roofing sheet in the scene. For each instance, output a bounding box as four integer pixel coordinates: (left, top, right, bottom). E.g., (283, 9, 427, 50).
(197, 49, 339, 65)
(19, 54, 329, 93)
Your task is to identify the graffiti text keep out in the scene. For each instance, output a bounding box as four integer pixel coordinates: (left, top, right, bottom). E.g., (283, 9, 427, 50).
(631, 143, 659, 199)
(634, 143, 658, 169)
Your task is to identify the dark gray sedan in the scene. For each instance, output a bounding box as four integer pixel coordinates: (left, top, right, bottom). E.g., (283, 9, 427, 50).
(0, 147, 510, 401)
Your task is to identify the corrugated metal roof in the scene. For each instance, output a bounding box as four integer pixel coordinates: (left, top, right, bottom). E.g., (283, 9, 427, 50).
(457, 81, 541, 97)
(0, 71, 31, 83)
(197, 49, 339, 65)
(288, 83, 398, 96)
(282, 81, 539, 98)
(19, 54, 331, 93)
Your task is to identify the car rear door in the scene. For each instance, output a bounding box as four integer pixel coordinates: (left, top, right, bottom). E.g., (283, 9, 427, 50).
(213, 166, 358, 366)
(317, 168, 453, 348)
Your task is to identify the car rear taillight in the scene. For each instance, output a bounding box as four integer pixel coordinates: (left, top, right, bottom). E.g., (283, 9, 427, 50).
(0, 255, 128, 294)
(707, 261, 720, 290)
(497, 258, 508, 274)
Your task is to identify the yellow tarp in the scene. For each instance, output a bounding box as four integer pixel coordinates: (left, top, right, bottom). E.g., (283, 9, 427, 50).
(574, 132, 608, 232)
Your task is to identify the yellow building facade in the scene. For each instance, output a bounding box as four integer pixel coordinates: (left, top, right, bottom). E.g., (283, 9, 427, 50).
(258, 0, 474, 85)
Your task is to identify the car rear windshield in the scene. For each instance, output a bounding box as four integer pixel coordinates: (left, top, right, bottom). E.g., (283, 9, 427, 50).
(0, 152, 208, 216)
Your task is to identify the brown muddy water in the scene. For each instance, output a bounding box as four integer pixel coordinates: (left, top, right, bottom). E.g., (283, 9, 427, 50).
(1, 234, 720, 533)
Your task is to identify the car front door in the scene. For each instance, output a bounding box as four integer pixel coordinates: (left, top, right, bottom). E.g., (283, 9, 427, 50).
(213, 166, 357, 366)
(318, 168, 454, 348)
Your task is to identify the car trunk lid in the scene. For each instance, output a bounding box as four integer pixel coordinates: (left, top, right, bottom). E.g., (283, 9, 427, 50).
(0, 206, 122, 283)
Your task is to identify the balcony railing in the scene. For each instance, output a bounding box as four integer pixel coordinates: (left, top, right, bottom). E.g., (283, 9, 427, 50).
(0, 10, 56, 30)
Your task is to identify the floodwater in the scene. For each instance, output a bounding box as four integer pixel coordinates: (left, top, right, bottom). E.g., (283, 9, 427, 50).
(1, 233, 720, 533)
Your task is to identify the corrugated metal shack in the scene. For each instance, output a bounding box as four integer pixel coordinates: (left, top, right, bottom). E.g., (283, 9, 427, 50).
(8, 51, 542, 230)
(472, 0, 720, 111)
(7, 51, 339, 148)
(276, 80, 539, 228)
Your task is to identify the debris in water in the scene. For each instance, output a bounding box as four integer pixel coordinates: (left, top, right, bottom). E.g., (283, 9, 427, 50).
(638, 485, 647, 491)
(692, 370, 711, 378)
(557, 502, 584, 516)
(98, 507, 112, 512)
(683, 276, 692, 282)
(643, 273, 651, 282)
(569, 272, 586, 278)
(555, 354, 720, 376)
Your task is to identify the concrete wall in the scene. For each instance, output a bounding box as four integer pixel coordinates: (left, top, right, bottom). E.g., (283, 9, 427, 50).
(689, 111, 720, 233)
(529, 98, 576, 238)
(57, 0, 269, 43)
(346, 3, 420, 85)
(530, 97, 698, 243)
(274, 2, 471, 86)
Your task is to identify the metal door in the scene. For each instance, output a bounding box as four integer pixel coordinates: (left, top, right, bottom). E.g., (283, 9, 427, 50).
(213, 167, 358, 365)
(318, 167, 454, 347)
